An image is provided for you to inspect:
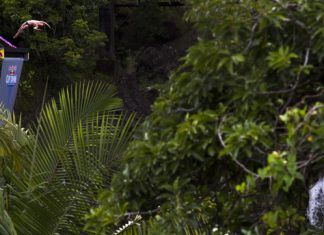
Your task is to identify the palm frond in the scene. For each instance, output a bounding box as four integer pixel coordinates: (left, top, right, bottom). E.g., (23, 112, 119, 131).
(3, 81, 140, 234)
(113, 214, 213, 235)
(0, 189, 17, 235)
(113, 219, 213, 235)
(114, 215, 144, 235)
(30, 81, 122, 185)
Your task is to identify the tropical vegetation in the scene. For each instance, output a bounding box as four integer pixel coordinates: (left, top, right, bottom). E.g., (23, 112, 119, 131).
(0, 81, 138, 234)
(1, 0, 324, 234)
(85, 0, 324, 234)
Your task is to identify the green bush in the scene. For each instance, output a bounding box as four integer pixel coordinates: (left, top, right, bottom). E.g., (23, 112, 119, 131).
(86, 1, 324, 234)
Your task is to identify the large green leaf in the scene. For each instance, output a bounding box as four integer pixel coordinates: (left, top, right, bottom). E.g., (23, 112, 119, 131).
(2, 81, 139, 234)
(0, 189, 17, 235)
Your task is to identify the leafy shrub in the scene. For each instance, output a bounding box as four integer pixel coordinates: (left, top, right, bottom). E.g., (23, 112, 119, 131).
(86, 1, 324, 234)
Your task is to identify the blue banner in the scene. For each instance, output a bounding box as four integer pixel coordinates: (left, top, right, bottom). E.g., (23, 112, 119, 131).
(0, 58, 24, 112)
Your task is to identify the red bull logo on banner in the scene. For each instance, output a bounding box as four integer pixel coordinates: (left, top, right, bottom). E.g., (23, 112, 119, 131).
(9, 65, 16, 75)
(0, 57, 25, 112)
(6, 65, 17, 85)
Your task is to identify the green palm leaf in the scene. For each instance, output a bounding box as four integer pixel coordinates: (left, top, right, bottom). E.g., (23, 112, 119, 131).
(0, 189, 17, 235)
(2, 81, 139, 234)
(112, 216, 213, 235)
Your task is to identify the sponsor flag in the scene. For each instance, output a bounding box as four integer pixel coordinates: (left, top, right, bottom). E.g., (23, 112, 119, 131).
(0, 48, 4, 60)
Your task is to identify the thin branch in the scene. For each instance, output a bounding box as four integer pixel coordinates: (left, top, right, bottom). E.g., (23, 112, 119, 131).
(254, 146, 266, 155)
(217, 116, 260, 178)
(300, 90, 324, 105)
(217, 116, 226, 148)
(271, 0, 300, 11)
(259, 48, 310, 96)
(176, 107, 196, 113)
(297, 154, 324, 170)
(124, 206, 160, 218)
(233, 158, 260, 178)
(244, 19, 259, 53)
(115, 1, 185, 7)
(294, 104, 324, 133)
(303, 47, 310, 66)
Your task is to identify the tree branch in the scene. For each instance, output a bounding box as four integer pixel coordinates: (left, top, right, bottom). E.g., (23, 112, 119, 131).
(259, 48, 310, 96)
(217, 116, 260, 178)
(124, 206, 160, 218)
(176, 107, 197, 113)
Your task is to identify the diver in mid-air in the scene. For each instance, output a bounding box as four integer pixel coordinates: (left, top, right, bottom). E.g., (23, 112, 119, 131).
(13, 20, 51, 38)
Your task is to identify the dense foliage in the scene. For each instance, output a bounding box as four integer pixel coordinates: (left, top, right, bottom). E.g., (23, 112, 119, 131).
(2, 0, 324, 234)
(86, 0, 324, 234)
(0, 0, 107, 120)
(0, 81, 139, 234)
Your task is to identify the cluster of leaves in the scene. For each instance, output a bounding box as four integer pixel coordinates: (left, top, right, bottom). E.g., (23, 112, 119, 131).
(0, 81, 139, 234)
(85, 0, 324, 234)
